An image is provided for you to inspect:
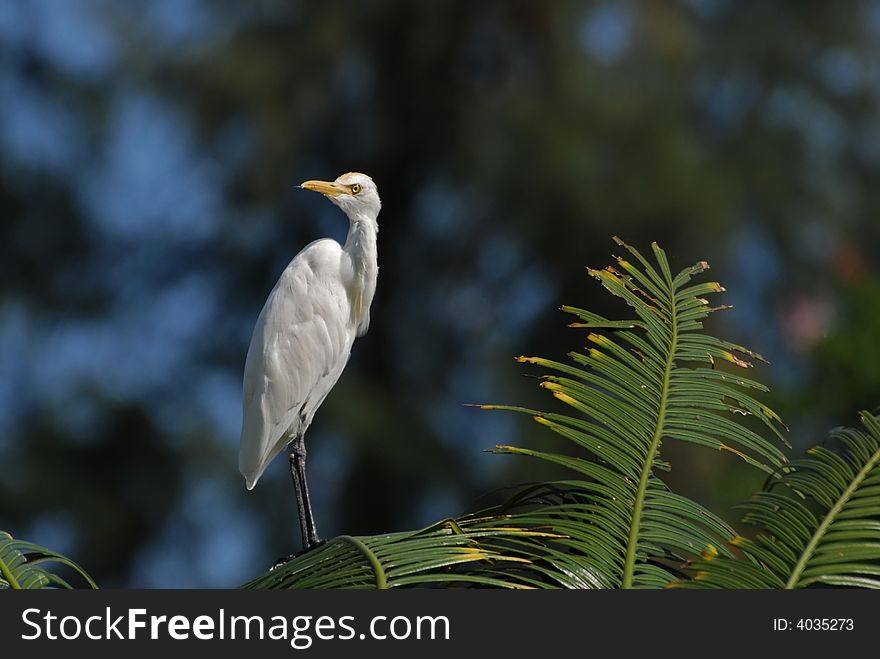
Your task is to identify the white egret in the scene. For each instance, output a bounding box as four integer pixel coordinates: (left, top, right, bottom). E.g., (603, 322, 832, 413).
(239, 172, 380, 551)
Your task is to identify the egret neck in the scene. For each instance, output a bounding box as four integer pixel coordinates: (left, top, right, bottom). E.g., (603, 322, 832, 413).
(343, 209, 379, 335)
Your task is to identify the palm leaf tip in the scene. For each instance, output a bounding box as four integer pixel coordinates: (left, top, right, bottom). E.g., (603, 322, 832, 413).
(701, 544, 719, 561)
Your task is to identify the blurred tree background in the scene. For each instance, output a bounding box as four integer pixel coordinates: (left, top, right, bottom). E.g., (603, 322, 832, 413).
(1, 0, 879, 587)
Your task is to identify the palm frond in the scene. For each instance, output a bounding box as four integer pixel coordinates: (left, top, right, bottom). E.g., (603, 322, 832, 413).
(676, 411, 880, 589)
(478, 237, 787, 588)
(243, 518, 562, 589)
(461, 480, 737, 588)
(0, 531, 97, 589)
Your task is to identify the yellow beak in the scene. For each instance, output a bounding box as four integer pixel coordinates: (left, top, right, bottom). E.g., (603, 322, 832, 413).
(300, 180, 347, 196)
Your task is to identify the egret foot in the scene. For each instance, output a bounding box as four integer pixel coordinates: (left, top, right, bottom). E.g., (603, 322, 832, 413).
(270, 555, 292, 571)
(270, 539, 327, 570)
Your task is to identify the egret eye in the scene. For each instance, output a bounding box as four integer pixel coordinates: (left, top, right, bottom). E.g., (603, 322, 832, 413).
(351, 183, 362, 194)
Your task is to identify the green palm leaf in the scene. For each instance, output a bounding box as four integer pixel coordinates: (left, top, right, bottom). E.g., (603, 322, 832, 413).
(462, 480, 736, 589)
(0, 531, 97, 589)
(478, 237, 788, 588)
(242, 518, 562, 589)
(677, 411, 880, 589)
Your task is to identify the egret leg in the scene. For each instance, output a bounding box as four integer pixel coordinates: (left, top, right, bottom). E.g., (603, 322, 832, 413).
(289, 436, 321, 550)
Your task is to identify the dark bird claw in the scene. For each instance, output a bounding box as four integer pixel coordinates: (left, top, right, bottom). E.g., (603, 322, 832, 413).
(270, 539, 327, 570)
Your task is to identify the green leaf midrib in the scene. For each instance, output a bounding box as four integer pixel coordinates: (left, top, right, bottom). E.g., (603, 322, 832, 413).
(0, 555, 21, 589)
(337, 535, 388, 589)
(785, 436, 880, 589)
(621, 277, 678, 589)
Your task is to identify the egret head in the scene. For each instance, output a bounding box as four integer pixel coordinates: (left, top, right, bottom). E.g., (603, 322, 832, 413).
(300, 172, 381, 220)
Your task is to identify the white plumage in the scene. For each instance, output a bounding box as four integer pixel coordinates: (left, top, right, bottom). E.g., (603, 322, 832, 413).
(239, 172, 380, 549)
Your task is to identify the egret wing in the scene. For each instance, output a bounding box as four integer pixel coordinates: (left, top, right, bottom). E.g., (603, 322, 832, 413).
(239, 240, 353, 489)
